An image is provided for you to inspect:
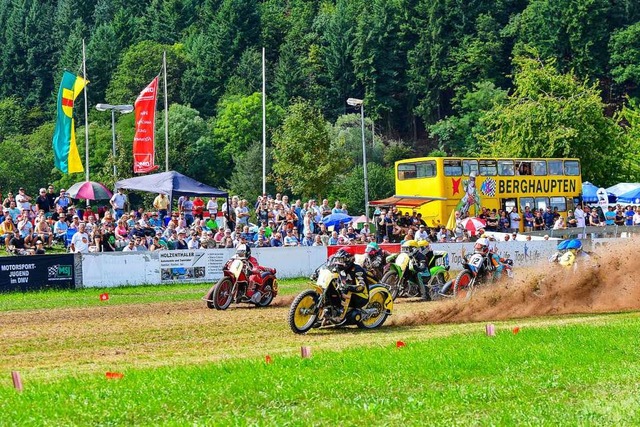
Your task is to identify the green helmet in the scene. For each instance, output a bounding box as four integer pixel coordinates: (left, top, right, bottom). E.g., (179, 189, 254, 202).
(366, 242, 380, 256)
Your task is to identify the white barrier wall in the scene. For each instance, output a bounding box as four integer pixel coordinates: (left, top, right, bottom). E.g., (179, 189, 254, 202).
(80, 246, 329, 288)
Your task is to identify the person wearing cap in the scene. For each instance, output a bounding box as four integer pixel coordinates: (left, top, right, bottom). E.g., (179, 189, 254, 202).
(283, 228, 300, 246)
(33, 240, 46, 255)
(35, 188, 51, 214)
(54, 189, 70, 213)
(415, 224, 428, 241)
(53, 214, 69, 244)
(153, 193, 170, 222)
(175, 229, 189, 250)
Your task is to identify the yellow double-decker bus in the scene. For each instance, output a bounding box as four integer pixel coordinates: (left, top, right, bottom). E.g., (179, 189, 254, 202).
(391, 157, 582, 229)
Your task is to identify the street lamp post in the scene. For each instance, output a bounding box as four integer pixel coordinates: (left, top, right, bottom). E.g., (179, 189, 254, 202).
(96, 103, 134, 179)
(346, 98, 369, 221)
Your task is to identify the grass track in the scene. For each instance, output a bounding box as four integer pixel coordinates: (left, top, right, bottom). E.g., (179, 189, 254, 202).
(1, 280, 639, 425)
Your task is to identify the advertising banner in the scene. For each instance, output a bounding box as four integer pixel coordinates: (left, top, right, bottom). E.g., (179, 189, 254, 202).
(133, 76, 159, 173)
(0, 254, 75, 292)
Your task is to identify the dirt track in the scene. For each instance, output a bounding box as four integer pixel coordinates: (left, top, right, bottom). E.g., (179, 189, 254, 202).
(391, 238, 640, 325)
(1, 238, 638, 378)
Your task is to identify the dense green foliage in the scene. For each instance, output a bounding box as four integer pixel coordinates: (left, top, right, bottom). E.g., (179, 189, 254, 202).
(2, 0, 640, 210)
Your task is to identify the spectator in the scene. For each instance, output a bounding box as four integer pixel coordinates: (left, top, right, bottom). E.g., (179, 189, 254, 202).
(2, 191, 14, 209)
(122, 239, 137, 252)
(542, 207, 555, 229)
(70, 222, 90, 253)
(46, 185, 56, 213)
(110, 188, 128, 220)
(35, 188, 51, 214)
(270, 232, 283, 247)
(34, 214, 53, 247)
(604, 206, 616, 226)
(498, 211, 510, 232)
(625, 206, 635, 226)
(574, 205, 586, 228)
(283, 229, 299, 246)
(633, 207, 640, 225)
(15, 187, 32, 211)
(566, 210, 577, 228)
(207, 197, 219, 222)
(523, 206, 534, 232)
(33, 240, 46, 255)
(553, 216, 566, 230)
(312, 235, 324, 246)
(0, 214, 16, 248)
(153, 193, 169, 222)
(175, 229, 189, 249)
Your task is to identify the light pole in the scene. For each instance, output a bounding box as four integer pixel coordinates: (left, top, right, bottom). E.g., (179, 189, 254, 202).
(346, 97, 369, 221)
(96, 103, 134, 179)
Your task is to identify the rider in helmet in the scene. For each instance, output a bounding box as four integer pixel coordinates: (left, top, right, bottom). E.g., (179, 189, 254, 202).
(474, 237, 489, 255)
(332, 247, 369, 311)
(558, 239, 586, 269)
(401, 239, 430, 288)
(363, 242, 391, 281)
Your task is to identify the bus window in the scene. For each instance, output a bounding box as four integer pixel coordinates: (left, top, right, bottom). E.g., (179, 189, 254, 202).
(444, 159, 462, 176)
(564, 160, 580, 176)
(517, 161, 532, 176)
(397, 161, 436, 180)
(520, 197, 534, 212)
(550, 196, 567, 212)
(498, 160, 515, 176)
(462, 160, 478, 176)
(479, 159, 497, 176)
(548, 160, 563, 175)
(532, 161, 547, 176)
(535, 197, 549, 211)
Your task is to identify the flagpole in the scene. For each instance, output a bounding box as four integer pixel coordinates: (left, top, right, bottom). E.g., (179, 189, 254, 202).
(82, 39, 90, 183)
(163, 51, 169, 172)
(262, 47, 266, 196)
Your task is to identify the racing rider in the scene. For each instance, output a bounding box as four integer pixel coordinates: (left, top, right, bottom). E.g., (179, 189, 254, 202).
(332, 247, 369, 312)
(363, 242, 391, 281)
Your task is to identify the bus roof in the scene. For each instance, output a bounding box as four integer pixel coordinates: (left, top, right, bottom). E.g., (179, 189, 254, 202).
(369, 195, 447, 208)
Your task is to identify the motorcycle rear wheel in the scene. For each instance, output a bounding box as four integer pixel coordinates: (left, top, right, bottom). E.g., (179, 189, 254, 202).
(255, 282, 275, 307)
(381, 270, 401, 300)
(288, 289, 320, 334)
(453, 270, 474, 300)
(212, 277, 234, 310)
(357, 291, 389, 329)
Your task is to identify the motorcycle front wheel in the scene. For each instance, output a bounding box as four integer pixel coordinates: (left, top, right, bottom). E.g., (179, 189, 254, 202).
(212, 277, 234, 310)
(288, 290, 320, 334)
(381, 270, 401, 300)
(453, 270, 474, 300)
(357, 290, 389, 330)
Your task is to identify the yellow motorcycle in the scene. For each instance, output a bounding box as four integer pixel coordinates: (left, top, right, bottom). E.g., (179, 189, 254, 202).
(288, 258, 393, 334)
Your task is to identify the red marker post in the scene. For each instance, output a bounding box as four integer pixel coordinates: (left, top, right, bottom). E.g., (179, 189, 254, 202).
(100, 293, 109, 301)
(396, 340, 406, 348)
(301, 346, 312, 358)
(11, 371, 23, 392)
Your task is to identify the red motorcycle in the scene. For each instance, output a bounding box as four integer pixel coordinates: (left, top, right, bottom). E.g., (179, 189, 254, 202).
(204, 248, 278, 310)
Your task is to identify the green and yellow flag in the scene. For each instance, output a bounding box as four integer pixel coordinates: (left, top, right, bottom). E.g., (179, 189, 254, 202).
(52, 71, 86, 174)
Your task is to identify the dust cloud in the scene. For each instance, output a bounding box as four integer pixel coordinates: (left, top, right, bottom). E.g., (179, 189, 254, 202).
(390, 238, 640, 326)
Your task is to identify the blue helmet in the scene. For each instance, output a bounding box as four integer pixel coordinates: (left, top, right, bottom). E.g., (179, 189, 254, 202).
(565, 239, 582, 250)
(557, 240, 570, 250)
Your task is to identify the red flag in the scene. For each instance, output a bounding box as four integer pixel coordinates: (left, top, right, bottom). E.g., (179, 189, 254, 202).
(396, 340, 406, 348)
(133, 76, 159, 174)
(100, 293, 109, 301)
(106, 372, 124, 379)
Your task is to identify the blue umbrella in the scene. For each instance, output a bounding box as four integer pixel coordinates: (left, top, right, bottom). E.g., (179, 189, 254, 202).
(321, 213, 353, 228)
(617, 187, 640, 204)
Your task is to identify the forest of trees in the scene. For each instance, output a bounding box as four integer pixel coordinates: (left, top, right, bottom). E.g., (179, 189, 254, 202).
(1, 0, 640, 214)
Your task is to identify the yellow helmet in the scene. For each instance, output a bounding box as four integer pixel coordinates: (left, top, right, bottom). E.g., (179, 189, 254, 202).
(401, 239, 418, 254)
(417, 240, 430, 248)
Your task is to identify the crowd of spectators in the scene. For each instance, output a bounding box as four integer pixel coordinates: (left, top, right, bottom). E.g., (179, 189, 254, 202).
(1, 185, 639, 255)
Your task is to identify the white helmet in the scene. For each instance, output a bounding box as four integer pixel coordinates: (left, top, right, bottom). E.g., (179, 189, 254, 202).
(474, 237, 488, 254)
(235, 243, 248, 259)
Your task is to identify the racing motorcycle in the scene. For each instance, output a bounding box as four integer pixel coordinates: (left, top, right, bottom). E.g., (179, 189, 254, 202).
(381, 251, 451, 301)
(288, 259, 393, 334)
(203, 256, 278, 310)
(450, 248, 513, 300)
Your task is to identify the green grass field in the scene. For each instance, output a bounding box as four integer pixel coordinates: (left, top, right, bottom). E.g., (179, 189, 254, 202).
(1, 280, 639, 426)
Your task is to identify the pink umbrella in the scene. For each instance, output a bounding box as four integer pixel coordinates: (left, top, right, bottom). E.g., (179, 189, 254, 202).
(66, 181, 113, 200)
(459, 217, 486, 236)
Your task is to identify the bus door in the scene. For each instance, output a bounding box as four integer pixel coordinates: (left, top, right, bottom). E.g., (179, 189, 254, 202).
(501, 198, 516, 213)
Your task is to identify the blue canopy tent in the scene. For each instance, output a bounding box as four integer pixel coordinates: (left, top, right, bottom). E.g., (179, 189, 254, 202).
(115, 171, 229, 217)
(606, 183, 640, 200)
(617, 187, 640, 204)
(581, 182, 616, 203)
